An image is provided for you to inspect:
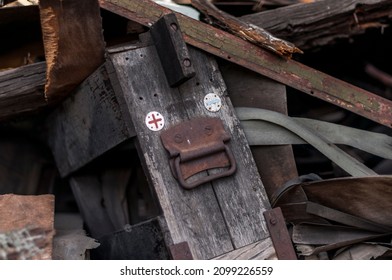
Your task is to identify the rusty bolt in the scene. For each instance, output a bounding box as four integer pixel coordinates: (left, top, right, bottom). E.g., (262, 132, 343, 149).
(183, 59, 191, 67)
(174, 134, 183, 143)
(270, 218, 277, 225)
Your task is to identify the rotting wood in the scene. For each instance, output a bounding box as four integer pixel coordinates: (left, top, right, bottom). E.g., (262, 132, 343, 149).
(109, 41, 273, 259)
(0, 62, 47, 121)
(99, 0, 392, 128)
(46, 63, 134, 177)
(190, 0, 302, 57)
(0, 194, 55, 260)
(242, 0, 392, 50)
(39, 0, 105, 101)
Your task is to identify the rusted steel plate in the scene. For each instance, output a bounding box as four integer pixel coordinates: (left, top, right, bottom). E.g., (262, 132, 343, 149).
(99, 0, 392, 128)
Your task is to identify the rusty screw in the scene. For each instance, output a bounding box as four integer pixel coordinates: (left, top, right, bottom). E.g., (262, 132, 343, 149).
(270, 218, 277, 225)
(204, 125, 213, 136)
(174, 134, 183, 143)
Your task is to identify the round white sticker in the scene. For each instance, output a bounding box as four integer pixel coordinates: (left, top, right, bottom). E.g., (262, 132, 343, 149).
(204, 93, 222, 112)
(145, 111, 165, 131)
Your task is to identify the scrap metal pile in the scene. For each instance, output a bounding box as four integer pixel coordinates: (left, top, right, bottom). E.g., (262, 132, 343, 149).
(0, 0, 392, 259)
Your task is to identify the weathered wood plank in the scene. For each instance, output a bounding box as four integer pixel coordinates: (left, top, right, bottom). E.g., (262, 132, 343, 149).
(109, 45, 234, 259)
(213, 237, 277, 260)
(191, 0, 302, 57)
(220, 62, 300, 201)
(242, 0, 392, 50)
(100, 0, 392, 128)
(0, 62, 47, 121)
(46, 63, 134, 177)
(178, 47, 271, 248)
(39, 0, 105, 100)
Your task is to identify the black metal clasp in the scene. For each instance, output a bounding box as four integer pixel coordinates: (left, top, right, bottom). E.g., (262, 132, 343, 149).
(160, 117, 237, 189)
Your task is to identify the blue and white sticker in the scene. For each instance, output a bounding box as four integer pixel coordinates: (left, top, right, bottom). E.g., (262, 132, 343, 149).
(204, 93, 222, 112)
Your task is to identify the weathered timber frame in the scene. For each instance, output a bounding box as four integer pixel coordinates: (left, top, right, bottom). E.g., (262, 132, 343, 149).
(99, 0, 392, 128)
(107, 37, 276, 259)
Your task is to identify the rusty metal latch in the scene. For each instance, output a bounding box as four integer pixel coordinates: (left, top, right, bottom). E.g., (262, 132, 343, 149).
(160, 117, 237, 189)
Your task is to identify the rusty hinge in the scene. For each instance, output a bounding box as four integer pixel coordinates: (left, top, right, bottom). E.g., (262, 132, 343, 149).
(264, 207, 297, 260)
(160, 117, 237, 189)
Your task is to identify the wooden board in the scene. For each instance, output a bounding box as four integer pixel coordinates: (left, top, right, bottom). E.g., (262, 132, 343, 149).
(109, 42, 273, 259)
(46, 63, 135, 177)
(242, 0, 392, 50)
(0, 62, 46, 121)
(39, 0, 105, 100)
(213, 238, 277, 260)
(0, 194, 55, 260)
(100, 0, 392, 128)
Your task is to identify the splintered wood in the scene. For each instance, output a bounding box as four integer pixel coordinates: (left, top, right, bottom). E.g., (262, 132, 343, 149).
(0, 194, 55, 260)
(39, 0, 105, 101)
(191, 0, 302, 57)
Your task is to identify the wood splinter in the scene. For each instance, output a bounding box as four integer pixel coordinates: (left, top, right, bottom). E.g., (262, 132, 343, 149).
(191, 0, 303, 58)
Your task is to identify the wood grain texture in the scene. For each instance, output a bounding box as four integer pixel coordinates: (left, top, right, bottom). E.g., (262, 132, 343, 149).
(100, 0, 392, 128)
(39, 0, 105, 100)
(0, 62, 47, 121)
(178, 47, 272, 248)
(46, 63, 134, 177)
(110, 42, 273, 259)
(110, 45, 234, 259)
(242, 0, 392, 49)
(213, 237, 277, 260)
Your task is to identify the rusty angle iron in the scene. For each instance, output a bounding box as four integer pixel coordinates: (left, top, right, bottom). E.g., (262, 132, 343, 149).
(160, 117, 236, 189)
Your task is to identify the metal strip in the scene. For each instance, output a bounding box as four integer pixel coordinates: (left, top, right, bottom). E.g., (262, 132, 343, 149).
(264, 207, 297, 260)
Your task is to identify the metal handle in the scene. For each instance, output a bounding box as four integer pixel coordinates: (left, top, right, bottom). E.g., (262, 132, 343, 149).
(174, 144, 236, 189)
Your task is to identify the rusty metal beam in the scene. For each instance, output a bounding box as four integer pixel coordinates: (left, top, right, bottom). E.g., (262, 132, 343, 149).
(99, 0, 392, 128)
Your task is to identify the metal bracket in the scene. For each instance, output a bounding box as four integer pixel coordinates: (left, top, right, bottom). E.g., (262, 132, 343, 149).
(169, 242, 194, 260)
(160, 117, 237, 189)
(263, 207, 297, 260)
(150, 13, 195, 87)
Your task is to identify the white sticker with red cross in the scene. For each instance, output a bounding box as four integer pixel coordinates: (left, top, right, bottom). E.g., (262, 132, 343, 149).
(145, 111, 165, 131)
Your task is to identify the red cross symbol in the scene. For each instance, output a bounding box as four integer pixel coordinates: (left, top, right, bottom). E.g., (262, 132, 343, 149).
(145, 111, 165, 131)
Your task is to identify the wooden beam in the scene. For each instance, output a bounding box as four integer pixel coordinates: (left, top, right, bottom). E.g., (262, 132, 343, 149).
(99, 0, 392, 128)
(242, 0, 392, 50)
(39, 0, 105, 101)
(46, 63, 135, 177)
(109, 42, 273, 259)
(0, 62, 47, 121)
